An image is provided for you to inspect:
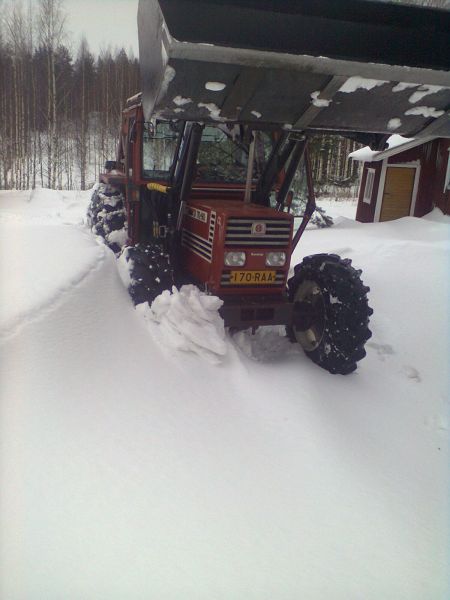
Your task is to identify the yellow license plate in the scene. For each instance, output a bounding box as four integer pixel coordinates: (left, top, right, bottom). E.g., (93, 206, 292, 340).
(229, 270, 276, 284)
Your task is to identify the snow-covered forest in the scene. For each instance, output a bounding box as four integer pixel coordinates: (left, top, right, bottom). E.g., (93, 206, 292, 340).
(0, 0, 139, 190)
(0, 0, 367, 194)
(1, 0, 449, 193)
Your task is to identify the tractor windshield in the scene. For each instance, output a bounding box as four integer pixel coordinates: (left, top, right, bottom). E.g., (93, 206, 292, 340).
(143, 121, 274, 185)
(196, 126, 273, 184)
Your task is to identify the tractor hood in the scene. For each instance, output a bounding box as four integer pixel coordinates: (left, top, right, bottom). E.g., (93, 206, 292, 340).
(138, 0, 450, 141)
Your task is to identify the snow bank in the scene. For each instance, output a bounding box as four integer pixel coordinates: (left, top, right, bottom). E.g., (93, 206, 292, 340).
(0, 189, 97, 340)
(137, 285, 227, 363)
(422, 207, 450, 223)
(0, 223, 105, 341)
(0, 187, 91, 225)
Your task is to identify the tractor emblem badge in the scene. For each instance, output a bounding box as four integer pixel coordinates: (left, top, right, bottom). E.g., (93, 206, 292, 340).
(251, 222, 266, 235)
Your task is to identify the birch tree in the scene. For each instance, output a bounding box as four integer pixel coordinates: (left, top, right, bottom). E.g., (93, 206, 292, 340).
(37, 0, 65, 188)
(74, 37, 94, 189)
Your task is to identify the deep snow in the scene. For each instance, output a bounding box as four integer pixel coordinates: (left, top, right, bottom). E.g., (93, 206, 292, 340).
(0, 188, 448, 600)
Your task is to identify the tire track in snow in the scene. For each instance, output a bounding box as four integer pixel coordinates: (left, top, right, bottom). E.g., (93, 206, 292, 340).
(0, 241, 109, 344)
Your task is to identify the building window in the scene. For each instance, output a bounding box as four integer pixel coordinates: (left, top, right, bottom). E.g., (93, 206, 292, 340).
(444, 152, 450, 192)
(363, 168, 375, 204)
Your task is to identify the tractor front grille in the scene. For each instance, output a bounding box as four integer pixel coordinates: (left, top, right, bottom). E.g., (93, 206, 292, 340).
(225, 218, 291, 247)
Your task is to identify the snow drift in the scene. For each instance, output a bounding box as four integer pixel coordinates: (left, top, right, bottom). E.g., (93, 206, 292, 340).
(0, 189, 448, 600)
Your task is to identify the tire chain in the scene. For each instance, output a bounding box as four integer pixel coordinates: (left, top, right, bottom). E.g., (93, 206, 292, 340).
(287, 253, 373, 374)
(122, 243, 174, 306)
(87, 184, 127, 254)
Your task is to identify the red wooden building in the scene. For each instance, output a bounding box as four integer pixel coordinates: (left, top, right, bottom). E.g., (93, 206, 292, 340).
(350, 136, 450, 222)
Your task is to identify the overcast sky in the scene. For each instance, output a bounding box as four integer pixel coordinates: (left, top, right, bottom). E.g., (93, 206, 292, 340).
(46, 0, 450, 57)
(64, 0, 139, 56)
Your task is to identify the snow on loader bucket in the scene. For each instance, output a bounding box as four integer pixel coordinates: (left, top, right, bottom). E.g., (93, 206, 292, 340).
(139, 0, 450, 146)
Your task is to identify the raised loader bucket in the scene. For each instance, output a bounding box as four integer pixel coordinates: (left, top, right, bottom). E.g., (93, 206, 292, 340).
(138, 0, 450, 140)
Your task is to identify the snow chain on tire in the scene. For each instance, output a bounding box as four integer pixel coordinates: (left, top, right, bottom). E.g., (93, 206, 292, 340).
(87, 183, 127, 254)
(286, 253, 373, 375)
(121, 243, 174, 306)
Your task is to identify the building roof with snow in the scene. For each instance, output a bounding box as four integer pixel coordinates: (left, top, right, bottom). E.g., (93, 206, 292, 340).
(349, 134, 437, 162)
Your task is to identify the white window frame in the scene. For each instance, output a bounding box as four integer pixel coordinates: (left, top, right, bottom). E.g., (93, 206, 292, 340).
(363, 168, 375, 204)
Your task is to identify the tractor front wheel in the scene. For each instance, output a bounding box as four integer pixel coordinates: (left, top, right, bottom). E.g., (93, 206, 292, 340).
(287, 253, 372, 374)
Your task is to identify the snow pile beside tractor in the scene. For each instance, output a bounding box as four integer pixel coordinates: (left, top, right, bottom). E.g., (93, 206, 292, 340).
(136, 285, 227, 363)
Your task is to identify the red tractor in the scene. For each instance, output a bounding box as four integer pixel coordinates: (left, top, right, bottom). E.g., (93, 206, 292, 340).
(88, 0, 450, 374)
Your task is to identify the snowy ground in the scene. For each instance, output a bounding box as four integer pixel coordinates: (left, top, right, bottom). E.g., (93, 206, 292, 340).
(316, 195, 358, 220)
(0, 189, 448, 600)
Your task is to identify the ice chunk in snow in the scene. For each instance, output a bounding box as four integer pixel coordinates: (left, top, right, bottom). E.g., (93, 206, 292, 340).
(106, 228, 128, 248)
(408, 85, 446, 104)
(173, 96, 192, 106)
(139, 285, 227, 363)
(392, 82, 419, 93)
(310, 91, 331, 107)
(205, 82, 226, 91)
(339, 77, 387, 94)
(198, 102, 222, 120)
(388, 118, 402, 130)
(404, 106, 445, 118)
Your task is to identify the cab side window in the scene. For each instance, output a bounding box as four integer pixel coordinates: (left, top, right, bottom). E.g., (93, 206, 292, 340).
(142, 122, 178, 180)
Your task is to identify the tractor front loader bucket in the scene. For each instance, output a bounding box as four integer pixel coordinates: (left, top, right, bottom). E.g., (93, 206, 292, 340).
(138, 0, 450, 143)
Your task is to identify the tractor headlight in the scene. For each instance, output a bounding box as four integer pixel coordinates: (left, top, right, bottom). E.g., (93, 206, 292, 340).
(224, 251, 246, 267)
(265, 251, 286, 267)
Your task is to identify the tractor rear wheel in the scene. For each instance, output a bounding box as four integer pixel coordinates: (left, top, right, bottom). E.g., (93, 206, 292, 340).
(87, 184, 127, 253)
(120, 243, 174, 305)
(286, 253, 372, 374)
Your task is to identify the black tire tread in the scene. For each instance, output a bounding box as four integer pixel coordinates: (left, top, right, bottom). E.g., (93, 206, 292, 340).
(87, 183, 126, 254)
(287, 253, 372, 375)
(121, 243, 174, 305)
